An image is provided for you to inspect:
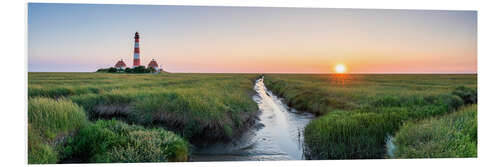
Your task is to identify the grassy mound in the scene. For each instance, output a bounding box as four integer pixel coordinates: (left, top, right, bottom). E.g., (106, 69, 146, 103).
(304, 111, 402, 159)
(65, 119, 189, 163)
(264, 74, 476, 159)
(303, 95, 463, 159)
(27, 98, 190, 164)
(28, 98, 87, 164)
(391, 105, 477, 158)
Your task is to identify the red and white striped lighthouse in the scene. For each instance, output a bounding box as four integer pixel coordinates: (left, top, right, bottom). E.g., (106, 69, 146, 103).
(132, 32, 141, 67)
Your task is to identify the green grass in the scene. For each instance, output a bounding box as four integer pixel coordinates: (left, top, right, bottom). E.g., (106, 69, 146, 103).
(28, 72, 259, 163)
(29, 73, 259, 142)
(28, 73, 477, 161)
(28, 97, 88, 164)
(66, 119, 189, 163)
(392, 104, 477, 158)
(304, 110, 402, 159)
(27, 98, 189, 164)
(264, 74, 476, 159)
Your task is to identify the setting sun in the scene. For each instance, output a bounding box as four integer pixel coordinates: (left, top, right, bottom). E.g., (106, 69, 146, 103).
(335, 64, 346, 73)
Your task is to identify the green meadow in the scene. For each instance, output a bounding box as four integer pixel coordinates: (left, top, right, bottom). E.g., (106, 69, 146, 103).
(28, 72, 477, 163)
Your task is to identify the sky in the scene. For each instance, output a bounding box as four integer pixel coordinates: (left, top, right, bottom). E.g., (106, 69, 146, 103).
(28, 3, 477, 73)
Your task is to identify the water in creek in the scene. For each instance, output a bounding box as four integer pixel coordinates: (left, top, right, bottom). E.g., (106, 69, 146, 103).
(190, 77, 314, 161)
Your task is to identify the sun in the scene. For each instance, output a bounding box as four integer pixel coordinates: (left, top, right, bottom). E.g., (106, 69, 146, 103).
(335, 64, 346, 73)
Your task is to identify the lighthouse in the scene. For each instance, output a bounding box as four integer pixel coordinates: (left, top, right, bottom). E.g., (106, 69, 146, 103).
(133, 32, 141, 67)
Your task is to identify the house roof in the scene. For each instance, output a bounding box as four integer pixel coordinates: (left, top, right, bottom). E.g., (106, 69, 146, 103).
(148, 59, 159, 68)
(114, 59, 126, 68)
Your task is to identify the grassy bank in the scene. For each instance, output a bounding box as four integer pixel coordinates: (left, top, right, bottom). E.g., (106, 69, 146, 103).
(264, 74, 477, 159)
(391, 104, 477, 158)
(28, 97, 189, 164)
(66, 119, 189, 163)
(28, 98, 87, 163)
(29, 73, 259, 143)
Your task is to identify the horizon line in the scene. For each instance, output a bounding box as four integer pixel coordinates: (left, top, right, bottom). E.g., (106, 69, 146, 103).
(27, 71, 478, 74)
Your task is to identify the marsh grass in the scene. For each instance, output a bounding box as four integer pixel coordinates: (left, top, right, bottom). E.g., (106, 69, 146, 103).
(392, 105, 477, 158)
(28, 72, 260, 163)
(66, 119, 189, 163)
(28, 98, 87, 164)
(27, 97, 188, 163)
(29, 73, 259, 143)
(264, 74, 476, 159)
(28, 72, 477, 161)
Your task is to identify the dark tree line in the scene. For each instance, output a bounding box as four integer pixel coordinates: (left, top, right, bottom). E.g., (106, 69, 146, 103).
(96, 66, 158, 73)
